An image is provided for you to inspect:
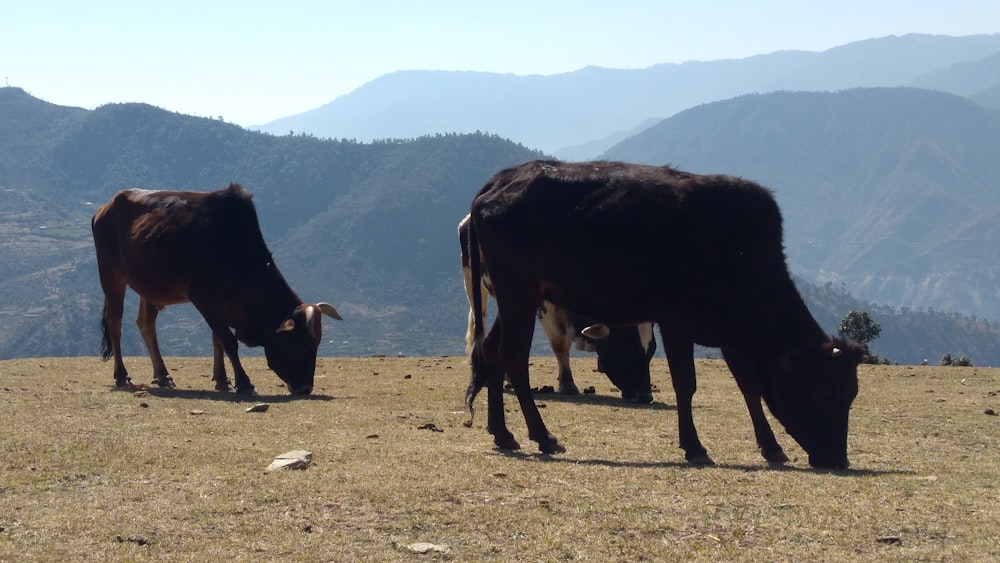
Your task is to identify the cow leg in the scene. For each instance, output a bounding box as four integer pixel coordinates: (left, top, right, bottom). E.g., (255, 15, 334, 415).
(538, 305, 578, 395)
(481, 318, 518, 450)
(634, 322, 657, 404)
(216, 329, 255, 394)
(211, 334, 232, 391)
(190, 298, 255, 394)
(465, 272, 491, 356)
(661, 328, 713, 465)
(722, 348, 788, 464)
(502, 307, 564, 454)
(96, 263, 131, 387)
(101, 294, 130, 387)
(136, 298, 174, 388)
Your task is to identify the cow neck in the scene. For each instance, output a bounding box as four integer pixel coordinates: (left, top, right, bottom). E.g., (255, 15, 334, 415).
(745, 277, 829, 353)
(247, 261, 303, 332)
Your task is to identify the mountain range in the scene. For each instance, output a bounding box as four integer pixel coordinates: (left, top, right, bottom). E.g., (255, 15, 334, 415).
(256, 33, 1000, 157)
(3, 32, 1000, 366)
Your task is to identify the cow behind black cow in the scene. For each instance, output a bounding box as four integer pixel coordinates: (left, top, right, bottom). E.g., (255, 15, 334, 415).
(465, 160, 866, 469)
(458, 214, 655, 403)
(566, 312, 657, 403)
(589, 323, 656, 402)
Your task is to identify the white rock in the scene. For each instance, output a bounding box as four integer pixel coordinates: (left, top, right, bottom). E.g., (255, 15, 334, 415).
(406, 542, 450, 555)
(266, 450, 313, 471)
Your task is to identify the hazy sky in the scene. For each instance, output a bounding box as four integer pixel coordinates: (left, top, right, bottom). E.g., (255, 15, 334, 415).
(4, 1, 999, 126)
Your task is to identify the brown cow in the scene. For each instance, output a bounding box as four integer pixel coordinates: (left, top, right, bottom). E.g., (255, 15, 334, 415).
(91, 184, 341, 395)
(465, 160, 865, 469)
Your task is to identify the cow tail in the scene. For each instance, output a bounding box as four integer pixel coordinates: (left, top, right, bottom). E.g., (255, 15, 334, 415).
(99, 307, 113, 361)
(465, 215, 488, 419)
(93, 212, 114, 362)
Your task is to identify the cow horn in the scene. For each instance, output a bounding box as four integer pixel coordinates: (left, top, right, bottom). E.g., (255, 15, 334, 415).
(305, 305, 317, 339)
(317, 302, 342, 320)
(831, 347, 842, 357)
(581, 324, 611, 340)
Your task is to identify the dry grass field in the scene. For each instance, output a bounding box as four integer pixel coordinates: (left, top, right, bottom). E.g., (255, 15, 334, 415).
(0, 355, 997, 561)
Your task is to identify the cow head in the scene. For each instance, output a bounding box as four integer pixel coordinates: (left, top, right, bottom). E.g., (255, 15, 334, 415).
(585, 323, 657, 404)
(265, 302, 342, 395)
(764, 337, 865, 469)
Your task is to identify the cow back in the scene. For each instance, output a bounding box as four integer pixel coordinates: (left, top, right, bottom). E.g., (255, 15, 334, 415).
(471, 160, 809, 349)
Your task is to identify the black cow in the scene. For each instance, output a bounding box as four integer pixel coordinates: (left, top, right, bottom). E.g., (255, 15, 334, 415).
(465, 160, 865, 469)
(459, 214, 655, 403)
(92, 184, 341, 395)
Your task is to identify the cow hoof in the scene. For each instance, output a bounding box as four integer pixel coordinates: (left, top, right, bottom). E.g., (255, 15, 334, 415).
(809, 455, 850, 470)
(539, 440, 566, 455)
(558, 382, 580, 395)
(686, 453, 715, 466)
(494, 436, 521, 451)
(763, 449, 790, 464)
(215, 382, 234, 392)
(235, 386, 256, 396)
(153, 377, 175, 388)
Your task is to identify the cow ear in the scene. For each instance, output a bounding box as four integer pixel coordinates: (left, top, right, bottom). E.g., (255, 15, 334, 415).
(276, 318, 296, 333)
(317, 302, 343, 320)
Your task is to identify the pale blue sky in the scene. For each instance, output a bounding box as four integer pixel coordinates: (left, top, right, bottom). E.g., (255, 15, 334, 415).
(3, 1, 998, 126)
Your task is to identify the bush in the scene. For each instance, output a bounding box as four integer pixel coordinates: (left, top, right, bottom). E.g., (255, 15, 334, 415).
(838, 310, 881, 345)
(940, 353, 974, 367)
(865, 353, 893, 365)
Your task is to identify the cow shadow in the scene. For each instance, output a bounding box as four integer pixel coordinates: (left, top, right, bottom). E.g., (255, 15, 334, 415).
(139, 387, 335, 403)
(493, 449, 915, 477)
(524, 389, 675, 411)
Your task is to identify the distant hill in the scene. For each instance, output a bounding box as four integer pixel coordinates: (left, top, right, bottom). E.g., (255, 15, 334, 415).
(971, 83, 1000, 112)
(909, 50, 1000, 104)
(601, 87, 1000, 324)
(554, 118, 663, 162)
(256, 34, 1000, 156)
(2, 86, 1000, 365)
(796, 279, 1000, 366)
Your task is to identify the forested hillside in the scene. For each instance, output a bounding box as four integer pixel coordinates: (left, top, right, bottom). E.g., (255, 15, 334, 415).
(2, 86, 999, 364)
(0, 87, 543, 358)
(602, 87, 1000, 325)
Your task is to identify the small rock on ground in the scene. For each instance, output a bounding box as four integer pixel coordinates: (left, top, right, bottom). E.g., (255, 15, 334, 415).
(266, 450, 313, 471)
(406, 542, 450, 555)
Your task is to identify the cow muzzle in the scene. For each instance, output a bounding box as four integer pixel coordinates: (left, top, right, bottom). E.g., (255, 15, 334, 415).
(622, 389, 655, 404)
(808, 454, 850, 470)
(287, 383, 313, 395)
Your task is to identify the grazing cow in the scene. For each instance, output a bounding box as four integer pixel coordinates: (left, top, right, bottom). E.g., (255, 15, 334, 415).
(458, 214, 655, 403)
(465, 160, 865, 469)
(91, 183, 342, 395)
